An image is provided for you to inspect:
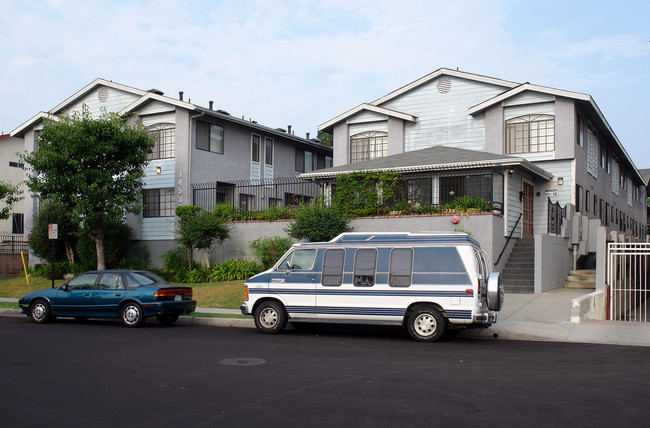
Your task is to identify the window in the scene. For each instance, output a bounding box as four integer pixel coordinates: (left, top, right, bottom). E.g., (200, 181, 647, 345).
(147, 123, 175, 160)
(143, 188, 175, 217)
(600, 145, 606, 169)
(316, 154, 333, 170)
(295, 149, 313, 172)
(322, 249, 345, 286)
(389, 248, 413, 287)
(407, 178, 432, 206)
(251, 135, 260, 163)
(67, 273, 99, 290)
(413, 247, 470, 285)
(8, 161, 24, 168)
(350, 131, 388, 163)
(605, 203, 610, 226)
(576, 185, 583, 212)
(354, 248, 377, 287)
(585, 190, 590, 212)
(439, 173, 496, 205)
(196, 122, 224, 154)
(11, 213, 24, 234)
(239, 193, 255, 211)
(577, 116, 584, 148)
(612, 160, 619, 195)
(587, 128, 598, 178)
(278, 249, 317, 270)
(265, 138, 273, 166)
(97, 273, 124, 290)
(506, 115, 555, 154)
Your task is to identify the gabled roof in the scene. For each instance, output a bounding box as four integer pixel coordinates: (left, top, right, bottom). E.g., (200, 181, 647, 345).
(469, 82, 643, 183)
(318, 103, 417, 133)
(120, 91, 197, 114)
(318, 68, 517, 133)
(11, 112, 58, 137)
(50, 78, 148, 114)
(300, 145, 552, 180)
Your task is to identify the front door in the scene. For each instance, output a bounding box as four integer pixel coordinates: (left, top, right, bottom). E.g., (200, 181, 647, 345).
(522, 182, 534, 238)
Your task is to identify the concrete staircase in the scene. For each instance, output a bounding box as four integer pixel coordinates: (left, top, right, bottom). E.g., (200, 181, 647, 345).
(564, 269, 596, 289)
(501, 238, 535, 294)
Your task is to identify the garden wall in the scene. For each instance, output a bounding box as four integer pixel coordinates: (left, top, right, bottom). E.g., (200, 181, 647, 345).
(134, 213, 508, 270)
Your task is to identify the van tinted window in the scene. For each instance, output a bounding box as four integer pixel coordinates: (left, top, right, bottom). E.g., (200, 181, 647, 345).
(413, 247, 466, 273)
(354, 249, 377, 287)
(322, 249, 345, 286)
(389, 248, 413, 287)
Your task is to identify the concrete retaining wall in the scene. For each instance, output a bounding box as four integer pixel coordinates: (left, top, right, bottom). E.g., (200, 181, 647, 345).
(535, 234, 572, 293)
(571, 290, 606, 323)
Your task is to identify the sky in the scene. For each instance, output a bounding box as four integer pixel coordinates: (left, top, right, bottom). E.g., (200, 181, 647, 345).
(1, 0, 649, 166)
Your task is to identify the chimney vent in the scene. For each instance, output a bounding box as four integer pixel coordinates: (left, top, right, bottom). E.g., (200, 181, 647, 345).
(179, 91, 184, 101)
(288, 125, 292, 134)
(209, 101, 214, 110)
(306, 132, 310, 139)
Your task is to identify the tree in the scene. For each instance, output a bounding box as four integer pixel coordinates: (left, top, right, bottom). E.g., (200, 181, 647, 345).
(21, 105, 154, 270)
(0, 180, 21, 220)
(317, 130, 333, 147)
(175, 205, 230, 267)
(28, 201, 79, 263)
(285, 201, 350, 242)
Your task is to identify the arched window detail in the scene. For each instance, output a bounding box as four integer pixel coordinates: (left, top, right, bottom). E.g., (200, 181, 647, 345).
(506, 114, 554, 154)
(147, 123, 175, 160)
(350, 131, 388, 163)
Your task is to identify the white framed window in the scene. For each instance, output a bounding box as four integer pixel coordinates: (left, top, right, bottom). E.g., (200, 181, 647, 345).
(506, 115, 555, 154)
(147, 123, 175, 160)
(350, 131, 388, 163)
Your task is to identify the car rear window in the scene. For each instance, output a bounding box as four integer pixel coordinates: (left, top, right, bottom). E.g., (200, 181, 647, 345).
(125, 271, 168, 288)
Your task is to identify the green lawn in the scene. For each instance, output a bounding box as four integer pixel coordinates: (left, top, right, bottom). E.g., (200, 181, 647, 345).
(0, 275, 246, 310)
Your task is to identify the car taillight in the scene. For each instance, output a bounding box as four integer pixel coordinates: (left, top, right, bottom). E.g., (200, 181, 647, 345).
(154, 288, 193, 298)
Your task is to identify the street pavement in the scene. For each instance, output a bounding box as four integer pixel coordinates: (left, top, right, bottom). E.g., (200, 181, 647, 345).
(3, 287, 650, 347)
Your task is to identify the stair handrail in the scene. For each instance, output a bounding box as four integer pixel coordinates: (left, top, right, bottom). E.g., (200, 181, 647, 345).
(495, 212, 523, 266)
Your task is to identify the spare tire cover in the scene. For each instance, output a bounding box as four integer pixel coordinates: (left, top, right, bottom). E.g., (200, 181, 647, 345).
(486, 272, 504, 311)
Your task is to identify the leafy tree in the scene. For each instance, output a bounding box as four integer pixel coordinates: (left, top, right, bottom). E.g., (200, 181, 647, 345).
(28, 201, 79, 263)
(317, 130, 333, 147)
(250, 236, 292, 269)
(0, 180, 21, 220)
(75, 218, 131, 271)
(21, 105, 154, 270)
(285, 201, 350, 242)
(175, 205, 230, 267)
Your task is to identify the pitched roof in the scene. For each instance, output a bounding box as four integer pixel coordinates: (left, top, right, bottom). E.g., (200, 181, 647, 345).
(300, 145, 552, 180)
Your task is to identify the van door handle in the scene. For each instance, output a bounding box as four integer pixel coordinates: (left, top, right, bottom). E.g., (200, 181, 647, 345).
(308, 275, 315, 281)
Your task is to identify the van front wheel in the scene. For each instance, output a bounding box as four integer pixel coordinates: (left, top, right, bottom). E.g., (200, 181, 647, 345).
(254, 301, 287, 334)
(407, 307, 447, 342)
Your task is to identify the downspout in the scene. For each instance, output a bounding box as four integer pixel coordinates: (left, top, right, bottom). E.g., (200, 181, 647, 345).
(187, 109, 205, 206)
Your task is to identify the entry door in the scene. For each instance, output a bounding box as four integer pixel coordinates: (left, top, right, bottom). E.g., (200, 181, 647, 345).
(522, 182, 534, 238)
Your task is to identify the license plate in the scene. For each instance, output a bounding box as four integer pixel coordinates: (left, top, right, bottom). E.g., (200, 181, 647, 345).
(175, 294, 182, 301)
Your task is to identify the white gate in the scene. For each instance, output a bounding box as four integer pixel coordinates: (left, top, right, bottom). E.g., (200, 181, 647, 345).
(608, 242, 650, 322)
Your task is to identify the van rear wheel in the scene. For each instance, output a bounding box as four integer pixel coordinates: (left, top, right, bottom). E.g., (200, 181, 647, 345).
(254, 301, 287, 334)
(407, 307, 446, 342)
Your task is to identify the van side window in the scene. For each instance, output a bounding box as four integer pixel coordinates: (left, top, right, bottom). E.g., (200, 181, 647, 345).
(389, 248, 413, 287)
(354, 248, 377, 287)
(278, 249, 317, 270)
(322, 249, 345, 286)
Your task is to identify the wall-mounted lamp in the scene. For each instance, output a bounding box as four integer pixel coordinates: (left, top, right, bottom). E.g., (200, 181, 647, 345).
(557, 177, 564, 185)
(156, 166, 162, 175)
(508, 168, 515, 176)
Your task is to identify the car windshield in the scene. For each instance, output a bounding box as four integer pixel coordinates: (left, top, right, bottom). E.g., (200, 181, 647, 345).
(125, 271, 168, 287)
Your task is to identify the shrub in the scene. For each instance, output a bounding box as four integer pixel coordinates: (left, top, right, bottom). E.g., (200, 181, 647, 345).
(285, 202, 350, 242)
(28, 201, 79, 263)
(250, 236, 292, 269)
(30, 262, 73, 279)
(209, 259, 262, 281)
(161, 247, 187, 272)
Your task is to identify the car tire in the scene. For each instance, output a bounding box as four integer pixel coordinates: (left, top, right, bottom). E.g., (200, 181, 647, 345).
(407, 306, 447, 342)
(30, 299, 52, 324)
(156, 314, 179, 325)
(120, 302, 145, 327)
(254, 301, 287, 334)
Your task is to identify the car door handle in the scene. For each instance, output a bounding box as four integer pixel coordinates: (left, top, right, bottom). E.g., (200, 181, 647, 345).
(83, 293, 91, 297)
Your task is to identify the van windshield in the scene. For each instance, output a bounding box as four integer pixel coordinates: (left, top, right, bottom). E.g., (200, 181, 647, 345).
(278, 249, 317, 270)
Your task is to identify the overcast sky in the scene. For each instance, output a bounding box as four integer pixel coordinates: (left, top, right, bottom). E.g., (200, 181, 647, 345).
(1, 0, 648, 166)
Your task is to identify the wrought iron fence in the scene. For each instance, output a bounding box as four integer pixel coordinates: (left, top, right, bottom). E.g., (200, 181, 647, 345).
(0, 233, 29, 254)
(608, 242, 650, 322)
(192, 177, 321, 212)
(547, 198, 566, 235)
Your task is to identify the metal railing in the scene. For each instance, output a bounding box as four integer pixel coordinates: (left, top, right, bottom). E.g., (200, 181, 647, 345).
(0, 233, 28, 254)
(192, 177, 321, 212)
(547, 198, 566, 236)
(495, 212, 522, 266)
(608, 242, 650, 322)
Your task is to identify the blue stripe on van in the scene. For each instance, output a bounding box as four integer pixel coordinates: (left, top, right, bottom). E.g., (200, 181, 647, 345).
(286, 305, 472, 319)
(252, 288, 473, 298)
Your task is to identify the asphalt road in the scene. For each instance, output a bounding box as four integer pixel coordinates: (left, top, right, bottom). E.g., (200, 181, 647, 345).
(2, 316, 650, 427)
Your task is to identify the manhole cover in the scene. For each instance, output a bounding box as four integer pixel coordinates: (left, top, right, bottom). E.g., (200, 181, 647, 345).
(219, 358, 266, 366)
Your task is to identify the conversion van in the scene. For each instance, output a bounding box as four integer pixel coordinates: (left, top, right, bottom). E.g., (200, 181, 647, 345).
(241, 232, 503, 342)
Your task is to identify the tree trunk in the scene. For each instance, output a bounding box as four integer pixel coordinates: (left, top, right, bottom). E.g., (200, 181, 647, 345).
(92, 226, 106, 270)
(64, 240, 75, 264)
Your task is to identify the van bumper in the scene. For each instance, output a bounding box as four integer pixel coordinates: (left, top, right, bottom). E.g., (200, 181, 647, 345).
(240, 303, 251, 315)
(473, 311, 497, 326)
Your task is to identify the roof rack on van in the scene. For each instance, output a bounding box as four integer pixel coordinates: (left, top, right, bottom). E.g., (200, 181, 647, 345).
(329, 232, 478, 245)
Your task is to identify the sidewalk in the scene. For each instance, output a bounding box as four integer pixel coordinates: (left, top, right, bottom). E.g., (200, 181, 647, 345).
(3, 290, 650, 347)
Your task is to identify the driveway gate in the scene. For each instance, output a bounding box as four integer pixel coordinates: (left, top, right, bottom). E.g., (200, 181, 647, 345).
(607, 242, 650, 322)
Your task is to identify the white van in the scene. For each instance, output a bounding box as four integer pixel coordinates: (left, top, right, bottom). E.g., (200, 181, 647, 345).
(241, 232, 503, 342)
